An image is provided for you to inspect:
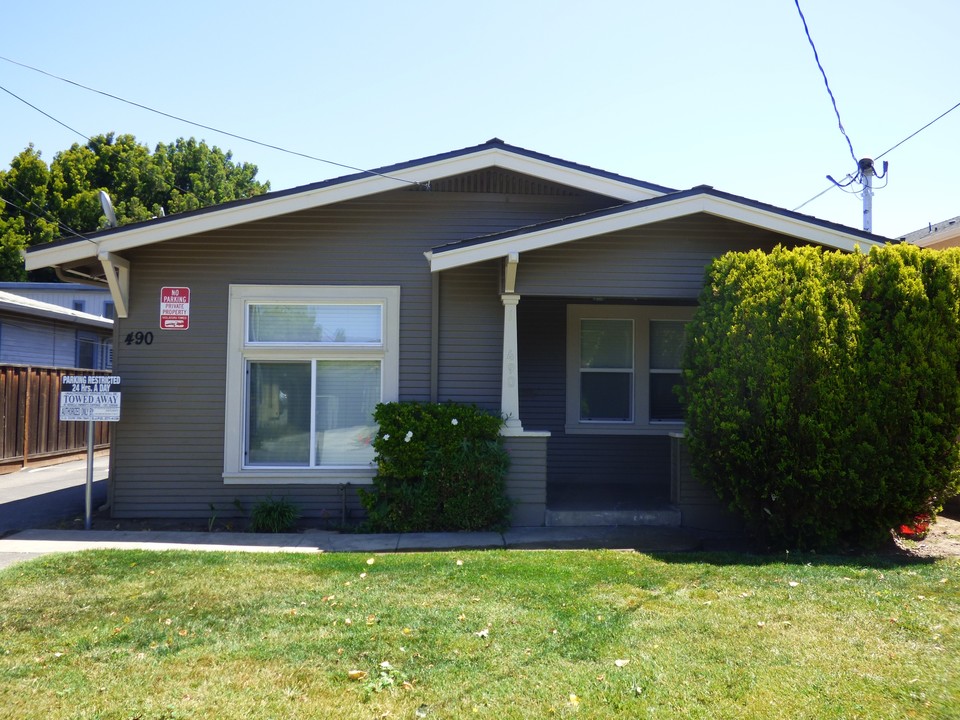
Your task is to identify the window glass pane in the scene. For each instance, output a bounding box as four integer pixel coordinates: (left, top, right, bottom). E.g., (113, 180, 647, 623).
(248, 304, 382, 344)
(315, 361, 380, 465)
(650, 320, 686, 369)
(247, 362, 311, 466)
(77, 332, 97, 369)
(581, 319, 632, 368)
(581, 372, 632, 421)
(650, 373, 684, 421)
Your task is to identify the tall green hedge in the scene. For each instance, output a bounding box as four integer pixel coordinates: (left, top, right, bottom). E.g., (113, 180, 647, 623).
(358, 402, 510, 532)
(681, 244, 960, 549)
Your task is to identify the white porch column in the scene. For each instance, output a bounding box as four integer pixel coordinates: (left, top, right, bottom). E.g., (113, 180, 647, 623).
(501, 292, 524, 434)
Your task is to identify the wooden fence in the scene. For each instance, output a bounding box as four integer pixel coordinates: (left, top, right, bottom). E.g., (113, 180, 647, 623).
(0, 365, 112, 471)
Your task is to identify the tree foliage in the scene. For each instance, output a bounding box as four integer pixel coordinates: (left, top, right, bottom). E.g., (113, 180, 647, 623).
(0, 133, 269, 280)
(681, 244, 960, 550)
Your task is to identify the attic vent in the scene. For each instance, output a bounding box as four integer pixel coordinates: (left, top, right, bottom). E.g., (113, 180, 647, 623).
(421, 169, 585, 196)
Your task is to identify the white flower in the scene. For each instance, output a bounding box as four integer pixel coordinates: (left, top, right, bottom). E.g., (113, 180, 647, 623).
(404, 430, 413, 442)
(451, 419, 459, 426)
(382, 434, 390, 441)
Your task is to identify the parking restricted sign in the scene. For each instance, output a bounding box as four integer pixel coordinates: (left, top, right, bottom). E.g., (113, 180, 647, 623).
(59, 375, 122, 422)
(160, 286, 190, 330)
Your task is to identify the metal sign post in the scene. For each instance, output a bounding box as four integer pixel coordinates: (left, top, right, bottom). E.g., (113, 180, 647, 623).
(59, 375, 122, 530)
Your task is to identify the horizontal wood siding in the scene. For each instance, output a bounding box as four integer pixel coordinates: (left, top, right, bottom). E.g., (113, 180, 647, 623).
(518, 297, 671, 500)
(437, 262, 503, 411)
(670, 434, 743, 531)
(0, 316, 81, 367)
(111, 184, 614, 518)
(517, 215, 787, 298)
(503, 434, 547, 526)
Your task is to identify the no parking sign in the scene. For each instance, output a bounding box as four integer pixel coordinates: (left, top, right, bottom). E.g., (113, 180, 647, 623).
(160, 287, 190, 330)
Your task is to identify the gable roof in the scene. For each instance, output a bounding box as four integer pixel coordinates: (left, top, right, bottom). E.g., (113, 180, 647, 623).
(900, 215, 960, 249)
(23, 139, 673, 272)
(0, 290, 113, 329)
(427, 185, 889, 271)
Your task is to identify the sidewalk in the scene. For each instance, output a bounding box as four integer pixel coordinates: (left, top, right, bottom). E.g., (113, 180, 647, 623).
(0, 525, 704, 569)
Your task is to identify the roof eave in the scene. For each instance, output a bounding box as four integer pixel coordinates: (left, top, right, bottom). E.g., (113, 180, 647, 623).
(23, 145, 667, 272)
(428, 193, 886, 272)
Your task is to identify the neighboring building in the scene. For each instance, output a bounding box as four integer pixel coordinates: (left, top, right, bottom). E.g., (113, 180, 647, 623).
(0, 282, 115, 319)
(22, 140, 887, 527)
(900, 216, 960, 250)
(0, 290, 113, 369)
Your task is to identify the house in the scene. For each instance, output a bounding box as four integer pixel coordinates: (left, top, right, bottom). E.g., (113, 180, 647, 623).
(22, 140, 888, 528)
(900, 215, 960, 250)
(0, 290, 113, 369)
(0, 282, 115, 319)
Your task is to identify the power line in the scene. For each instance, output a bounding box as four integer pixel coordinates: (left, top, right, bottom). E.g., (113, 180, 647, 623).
(0, 178, 98, 245)
(0, 55, 420, 187)
(793, 98, 960, 212)
(0, 83, 89, 141)
(793, 0, 859, 168)
(876, 99, 960, 160)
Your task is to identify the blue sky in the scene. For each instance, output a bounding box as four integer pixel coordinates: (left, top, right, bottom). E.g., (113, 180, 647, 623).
(2, 0, 957, 238)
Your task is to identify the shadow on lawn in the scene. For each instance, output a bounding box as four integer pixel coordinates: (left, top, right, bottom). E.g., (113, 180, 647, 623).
(653, 548, 940, 570)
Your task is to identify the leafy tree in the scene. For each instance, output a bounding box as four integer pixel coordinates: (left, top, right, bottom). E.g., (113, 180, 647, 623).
(0, 133, 270, 280)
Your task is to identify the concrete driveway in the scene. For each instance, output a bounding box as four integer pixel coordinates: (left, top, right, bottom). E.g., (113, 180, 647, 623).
(0, 456, 108, 535)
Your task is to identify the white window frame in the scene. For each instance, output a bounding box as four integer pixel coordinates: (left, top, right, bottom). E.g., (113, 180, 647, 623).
(223, 285, 400, 484)
(566, 304, 694, 435)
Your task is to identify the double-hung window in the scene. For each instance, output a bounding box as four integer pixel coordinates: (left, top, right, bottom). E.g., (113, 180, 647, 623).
(566, 305, 693, 433)
(224, 285, 400, 483)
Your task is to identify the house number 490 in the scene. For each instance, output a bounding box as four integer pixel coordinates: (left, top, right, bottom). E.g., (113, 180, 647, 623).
(124, 331, 154, 346)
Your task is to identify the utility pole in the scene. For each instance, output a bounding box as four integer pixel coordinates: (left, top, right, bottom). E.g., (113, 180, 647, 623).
(859, 158, 875, 233)
(828, 159, 888, 233)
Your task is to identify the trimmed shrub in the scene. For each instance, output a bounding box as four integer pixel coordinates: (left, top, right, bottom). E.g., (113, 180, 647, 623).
(681, 244, 960, 549)
(359, 402, 510, 532)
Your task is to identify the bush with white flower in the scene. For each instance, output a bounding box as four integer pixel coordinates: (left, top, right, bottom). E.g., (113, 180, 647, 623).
(359, 402, 510, 532)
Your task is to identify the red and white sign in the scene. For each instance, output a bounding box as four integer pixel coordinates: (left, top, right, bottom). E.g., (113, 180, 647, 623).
(160, 287, 190, 330)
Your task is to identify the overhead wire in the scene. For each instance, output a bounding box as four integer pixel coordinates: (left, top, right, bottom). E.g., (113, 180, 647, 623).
(0, 178, 98, 245)
(793, 0, 859, 168)
(0, 55, 421, 187)
(0, 83, 89, 141)
(793, 98, 960, 212)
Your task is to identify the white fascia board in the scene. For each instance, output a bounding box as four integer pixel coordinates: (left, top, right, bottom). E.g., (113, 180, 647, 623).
(24, 148, 663, 271)
(700, 196, 885, 253)
(429, 195, 884, 272)
(459, 149, 664, 202)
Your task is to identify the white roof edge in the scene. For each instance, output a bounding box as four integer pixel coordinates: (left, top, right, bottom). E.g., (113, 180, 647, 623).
(24, 147, 664, 271)
(0, 290, 113, 327)
(429, 194, 885, 272)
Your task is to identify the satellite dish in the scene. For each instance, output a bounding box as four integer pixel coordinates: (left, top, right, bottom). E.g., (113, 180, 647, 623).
(99, 190, 117, 228)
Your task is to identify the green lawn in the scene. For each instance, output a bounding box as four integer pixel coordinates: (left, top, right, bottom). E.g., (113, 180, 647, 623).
(1, 549, 957, 719)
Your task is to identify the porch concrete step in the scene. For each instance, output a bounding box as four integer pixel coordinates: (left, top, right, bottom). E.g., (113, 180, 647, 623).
(544, 507, 682, 527)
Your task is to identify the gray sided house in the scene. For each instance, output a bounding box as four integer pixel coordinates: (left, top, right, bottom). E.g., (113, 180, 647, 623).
(23, 140, 888, 528)
(0, 290, 113, 369)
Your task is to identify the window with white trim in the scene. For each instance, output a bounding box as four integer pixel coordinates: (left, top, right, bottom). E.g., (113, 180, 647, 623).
(224, 285, 400, 483)
(566, 305, 693, 434)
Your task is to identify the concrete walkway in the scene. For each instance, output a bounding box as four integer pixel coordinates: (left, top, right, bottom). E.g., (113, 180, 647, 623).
(0, 525, 703, 570)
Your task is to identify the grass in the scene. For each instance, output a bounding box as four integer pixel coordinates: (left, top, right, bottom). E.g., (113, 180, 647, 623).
(0, 549, 957, 719)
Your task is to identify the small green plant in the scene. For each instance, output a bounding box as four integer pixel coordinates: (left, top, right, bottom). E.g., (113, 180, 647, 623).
(207, 503, 218, 533)
(360, 661, 409, 695)
(248, 497, 300, 533)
